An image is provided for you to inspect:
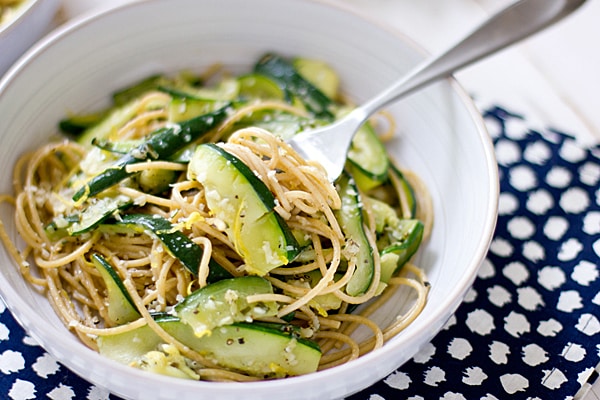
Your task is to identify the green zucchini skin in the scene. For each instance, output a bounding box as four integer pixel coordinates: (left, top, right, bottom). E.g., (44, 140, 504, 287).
(175, 276, 278, 337)
(46, 195, 133, 239)
(254, 53, 334, 120)
(367, 196, 424, 279)
(347, 120, 390, 190)
(113, 213, 230, 280)
(90, 253, 140, 324)
(389, 163, 417, 218)
(190, 322, 321, 377)
(97, 316, 321, 378)
(112, 74, 167, 106)
(59, 111, 107, 136)
(335, 172, 375, 296)
(380, 219, 424, 275)
(116, 214, 203, 275)
(188, 143, 300, 276)
(68, 195, 133, 235)
(72, 105, 230, 202)
(75, 95, 169, 150)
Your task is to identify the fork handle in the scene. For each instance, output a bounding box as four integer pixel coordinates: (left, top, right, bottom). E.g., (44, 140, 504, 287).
(356, 0, 586, 121)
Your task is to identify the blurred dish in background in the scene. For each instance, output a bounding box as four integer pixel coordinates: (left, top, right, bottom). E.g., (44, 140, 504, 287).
(0, 0, 60, 76)
(0, 0, 26, 25)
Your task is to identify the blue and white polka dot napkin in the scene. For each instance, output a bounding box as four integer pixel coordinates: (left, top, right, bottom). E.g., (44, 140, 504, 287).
(350, 106, 600, 400)
(1, 106, 599, 400)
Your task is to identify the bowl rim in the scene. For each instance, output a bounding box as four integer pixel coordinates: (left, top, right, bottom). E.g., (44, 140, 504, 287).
(0, 0, 499, 397)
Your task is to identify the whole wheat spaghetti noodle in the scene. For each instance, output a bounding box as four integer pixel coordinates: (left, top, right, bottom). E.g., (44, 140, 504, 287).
(0, 54, 433, 381)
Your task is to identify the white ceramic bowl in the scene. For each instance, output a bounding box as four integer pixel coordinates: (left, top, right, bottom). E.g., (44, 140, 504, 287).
(0, 0, 60, 76)
(0, 0, 499, 399)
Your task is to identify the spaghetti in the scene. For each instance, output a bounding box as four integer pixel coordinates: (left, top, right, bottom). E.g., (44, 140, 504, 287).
(0, 54, 433, 381)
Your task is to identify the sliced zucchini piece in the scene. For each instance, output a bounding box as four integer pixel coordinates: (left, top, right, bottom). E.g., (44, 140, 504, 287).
(389, 163, 417, 218)
(76, 100, 143, 149)
(72, 105, 229, 202)
(112, 74, 168, 106)
(76, 93, 170, 149)
(159, 77, 239, 102)
(59, 111, 107, 136)
(114, 214, 204, 276)
(286, 270, 343, 315)
(91, 253, 139, 324)
(347, 120, 389, 191)
(137, 168, 179, 194)
(380, 218, 424, 274)
(224, 109, 315, 141)
(175, 276, 278, 338)
(368, 197, 424, 275)
(379, 252, 401, 284)
(237, 73, 284, 100)
(293, 57, 340, 100)
(68, 194, 133, 235)
(189, 322, 321, 377)
(188, 143, 300, 275)
(335, 172, 374, 296)
(98, 315, 200, 379)
(254, 53, 334, 119)
(98, 316, 321, 378)
(44, 214, 80, 241)
(97, 323, 161, 365)
(99, 214, 232, 282)
(91, 138, 143, 154)
(168, 97, 215, 123)
(366, 196, 398, 234)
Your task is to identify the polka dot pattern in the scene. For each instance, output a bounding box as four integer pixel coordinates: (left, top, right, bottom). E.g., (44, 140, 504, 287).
(0, 106, 598, 399)
(0, 301, 114, 400)
(348, 106, 600, 399)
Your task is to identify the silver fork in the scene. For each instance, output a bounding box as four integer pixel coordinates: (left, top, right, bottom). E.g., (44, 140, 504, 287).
(287, 0, 587, 181)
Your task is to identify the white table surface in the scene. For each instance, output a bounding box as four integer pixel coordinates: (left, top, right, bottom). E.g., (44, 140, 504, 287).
(50, 0, 600, 398)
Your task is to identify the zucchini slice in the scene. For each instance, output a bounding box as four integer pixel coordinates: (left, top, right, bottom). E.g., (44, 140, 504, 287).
(380, 218, 424, 275)
(389, 163, 417, 218)
(159, 77, 239, 102)
(168, 97, 215, 123)
(75, 100, 143, 149)
(113, 214, 204, 276)
(75, 91, 170, 149)
(72, 105, 229, 202)
(254, 53, 334, 119)
(94, 213, 231, 281)
(97, 323, 161, 366)
(187, 322, 321, 377)
(237, 73, 284, 100)
(335, 172, 375, 296)
(222, 109, 315, 141)
(347, 120, 389, 191)
(91, 253, 139, 325)
(293, 57, 340, 100)
(112, 74, 168, 106)
(175, 276, 278, 337)
(98, 316, 321, 378)
(286, 270, 343, 314)
(368, 197, 424, 277)
(188, 143, 300, 275)
(59, 111, 107, 136)
(68, 194, 133, 236)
